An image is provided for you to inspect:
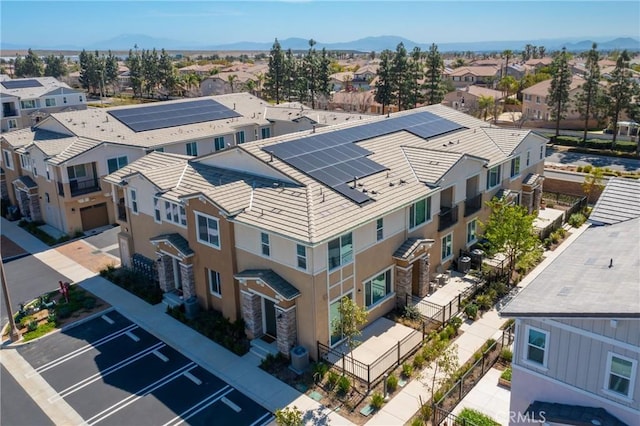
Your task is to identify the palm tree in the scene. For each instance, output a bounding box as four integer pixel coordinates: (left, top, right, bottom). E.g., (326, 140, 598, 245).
(502, 49, 513, 78)
(227, 74, 238, 93)
(246, 79, 256, 96)
(478, 95, 495, 122)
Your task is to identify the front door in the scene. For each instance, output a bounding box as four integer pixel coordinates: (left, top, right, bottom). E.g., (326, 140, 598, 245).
(263, 298, 277, 338)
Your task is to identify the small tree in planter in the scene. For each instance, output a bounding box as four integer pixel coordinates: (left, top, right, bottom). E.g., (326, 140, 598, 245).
(331, 296, 368, 377)
(275, 406, 303, 426)
(420, 343, 459, 411)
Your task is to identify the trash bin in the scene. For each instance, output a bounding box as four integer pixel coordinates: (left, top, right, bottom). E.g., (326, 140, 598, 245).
(290, 345, 309, 374)
(458, 256, 471, 274)
(471, 249, 484, 269)
(184, 296, 199, 320)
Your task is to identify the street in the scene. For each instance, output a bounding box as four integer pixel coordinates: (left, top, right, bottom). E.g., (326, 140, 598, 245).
(545, 147, 640, 172)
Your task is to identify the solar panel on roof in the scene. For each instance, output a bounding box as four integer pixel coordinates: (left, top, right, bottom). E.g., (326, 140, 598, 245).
(1, 79, 44, 90)
(264, 110, 465, 204)
(108, 99, 241, 132)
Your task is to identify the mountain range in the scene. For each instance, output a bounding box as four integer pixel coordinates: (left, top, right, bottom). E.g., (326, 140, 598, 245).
(2, 34, 639, 53)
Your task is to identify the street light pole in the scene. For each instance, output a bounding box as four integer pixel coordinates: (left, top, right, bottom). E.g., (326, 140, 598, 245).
(1, 259, 21, 342)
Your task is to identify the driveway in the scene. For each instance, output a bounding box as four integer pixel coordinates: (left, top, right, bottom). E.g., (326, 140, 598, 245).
(13, 310, 274, 426)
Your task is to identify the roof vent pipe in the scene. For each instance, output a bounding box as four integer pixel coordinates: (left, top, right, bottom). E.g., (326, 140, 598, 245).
(609, 258, 613, 268)
(312, 125, 316, 133)
(353, 176, 357, 188)
(233, 103, 236, 110)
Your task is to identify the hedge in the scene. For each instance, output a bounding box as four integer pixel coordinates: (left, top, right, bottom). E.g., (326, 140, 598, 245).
(551, 136, 637, 153)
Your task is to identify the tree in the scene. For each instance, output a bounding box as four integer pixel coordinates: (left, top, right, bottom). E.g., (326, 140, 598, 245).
(375, 49, 394, 115)
(391, 43, 410, 111)
(407, 46, 424, 109)
(575, 43, 602, 145)
(501, 49, 513, 78)
(478, 95, 495, 122)
(498, 75, 518, 102)
(274, 406, 303, 426)
(14, 49, 44, 78)
(480, 199, 541, 284)
(157, 48, 177, 98)
(265, 38, 285, 103)
(424, 43, 445, 105)
(227, 74, 238, 93)
(582, 167, 605, 203)
(126, 49, 144, 98)
(44, 54, 67, 78)
(547, 47, 572, 139)
(331, 296, 368, 374)
(420, 342, 459, 409)
(606, 50, 638, 148)
(104, 50, 119, 95)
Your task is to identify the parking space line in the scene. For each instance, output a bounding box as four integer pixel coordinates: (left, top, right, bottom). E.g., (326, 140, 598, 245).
(101, 315, 115, 324)
(84, 362, 197, 426)
(29, 324, 138, 377)
(221, 396, 241, 413)
(162, 385, 233, 426)
(153, 350, 169, 362)
(49, 342, 165, 402)
(250, 412, 275, 426)
(125, 331, 140, 342)
(183, 371, 201, 385)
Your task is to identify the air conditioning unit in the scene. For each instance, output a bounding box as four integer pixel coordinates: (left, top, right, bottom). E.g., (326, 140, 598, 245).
(290, 345, 309, 374)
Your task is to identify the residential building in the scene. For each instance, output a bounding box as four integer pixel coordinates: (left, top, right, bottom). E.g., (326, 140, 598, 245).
(444, 66, 501, 88)
(502, 178, 640, 426)
(103, 104, 547, 360)
(264, 102, 370, 135)
(0, 93, 274, 234)
(442, 85, 505, 114)
(200, 71, 257, 96)
(1, 77, 87, 133)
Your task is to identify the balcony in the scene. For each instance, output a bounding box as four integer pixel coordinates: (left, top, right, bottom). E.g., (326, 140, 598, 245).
(438, 204, 459, 232)
(464, 194, 483, 217)
(69, 177, 101, 197)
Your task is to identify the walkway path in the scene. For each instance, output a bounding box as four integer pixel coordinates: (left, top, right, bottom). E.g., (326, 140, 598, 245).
(367, 222, 590, 425)
(0, 218, 353, 425)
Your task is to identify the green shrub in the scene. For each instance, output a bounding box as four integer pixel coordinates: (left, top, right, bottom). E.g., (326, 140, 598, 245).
(568, 213, 586, 228)
(419, 403, 432, 421)
(370, 392, 384, 410)
(56, 305, 72, 319)
(326, 370, 339, 388)
(410, 418, 424, 426)
(336, 375, 350, 395)
(484, 338, 497, 352)
(83, 297, 96, 310)
(458, 408, 500, 426)
(582, 164, 593, 173)
(576, 165, 583, 173)
(476, 294, 492, 311)
(464, 303, 478, 320)
(312, 362, 329, 381)
(449, 316, 463, 332)
(413, 353, 425, 369)
(386, 374, 398, 392)
(27, 320, 38, 332)
(401, 362, 413, 378)
(47, 312, 57, 324)
(404, 304, 421, 321)
(500, 348, 513, 363)
(501, 367, 512, 382)
(274, 406, 303, 426)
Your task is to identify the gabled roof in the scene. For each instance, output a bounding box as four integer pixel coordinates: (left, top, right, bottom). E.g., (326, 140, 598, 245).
(235, 269, 301, 300)
(589, 177, 640, 226)
(0, 77, 78, 99)
(522, 75, 586, 96)
(150, 233, 194, 258)
(402, 147, 464, 185)
(13, 175, 38, 189)
(392, 238, 435, 260)
(446, 66, 500, 77)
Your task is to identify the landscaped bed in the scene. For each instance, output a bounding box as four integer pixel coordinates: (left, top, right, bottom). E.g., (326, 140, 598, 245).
(99, 265, 163, 305)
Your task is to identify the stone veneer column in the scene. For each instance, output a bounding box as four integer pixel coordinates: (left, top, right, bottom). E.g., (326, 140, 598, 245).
(395, 264, 413, 308)
(179, 262, 195, 300)
(417, 255, 431, 297)
(521, 190, 533, 214)
(1, 176, 8, 199)
(533, 186, 543, 213)
(241, 291, 262, 340)
(276, 307, 297, 357)
(14, 188, 29, 218)
(156, 254, 174, 293)
(29, 193, 42, 222)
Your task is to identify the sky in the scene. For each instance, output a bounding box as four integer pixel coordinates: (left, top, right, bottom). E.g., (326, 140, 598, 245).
(2, 0, 639, 48)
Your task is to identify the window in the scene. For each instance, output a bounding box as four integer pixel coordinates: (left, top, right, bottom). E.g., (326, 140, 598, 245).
(467, 219, 477, 245)
(535, 96, 540, 104)
(186, 142, 198, 156)
(2, 150, 13, 170)
(441, 233, 453, 261)
(207, 269, 222, 297)
(540, 145, 544, 160)
(67, 164, 86, 180)
(33, 165, 37, 177)
(526, 150, 531, 167)
(261, 127, 271, 139)
(328, 232, 353, 270)
(165, 201, 186, 226)
(409, 197, 431, 229)
(45, 98, 56, 107)
(8, 119, 17, 129)
(79, 96, 83, 102)
(510, 156, 521, 178)
(45, 165, 51, 181)
(107, 156, 128, 174)
(20, 100, 36, 109)
(486, 165, 501, 189)
(155, 147, 165, 153)
(606, 353, 636, 398)
(235, 131, 245, 144)
(130, 189, 138, 214)
(296, 244, 307, 270)
(196, 212, 220, 248)
(153, 197, 161, 223)
(525, 326, 548, 366)
(45, 193, 50, 203)
(261, 232, 270, 256)
(19, 154, 30, 170)
(364, 269, 392, 308)
(214, 136, 225, 151)
(63, 97, 67, 104)
(376, 218, 384, 241)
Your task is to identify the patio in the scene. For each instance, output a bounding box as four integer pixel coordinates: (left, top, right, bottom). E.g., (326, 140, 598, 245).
(533, 206, 564, 231)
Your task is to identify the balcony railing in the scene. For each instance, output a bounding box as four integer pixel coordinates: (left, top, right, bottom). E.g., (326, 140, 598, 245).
(3, 110, 18, 117)
(438, 204, 459, 231)
(464, 193, 483, 217)
(69, 177, 101, 197)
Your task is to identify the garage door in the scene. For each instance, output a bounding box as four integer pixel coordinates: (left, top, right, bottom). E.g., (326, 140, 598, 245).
(80, 203, 109, 231)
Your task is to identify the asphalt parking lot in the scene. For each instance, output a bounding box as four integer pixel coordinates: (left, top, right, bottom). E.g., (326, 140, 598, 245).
(16, 310, 274, 426)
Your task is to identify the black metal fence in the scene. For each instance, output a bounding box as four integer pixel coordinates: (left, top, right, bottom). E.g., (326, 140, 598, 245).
(131, 253, 158, 283)
(317, 325, 424, 392)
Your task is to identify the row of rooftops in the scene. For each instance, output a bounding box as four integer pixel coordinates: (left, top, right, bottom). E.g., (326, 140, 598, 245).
(0, 76, 84, 100)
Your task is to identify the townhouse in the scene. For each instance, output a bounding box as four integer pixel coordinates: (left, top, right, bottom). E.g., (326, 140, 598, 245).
(1, 76, 87, 133)
(444, 66, 501, 89)
(103, 104, 547, 359)
(502, 178, 640, 425)
(442, 85, 505, 114)
(0, 93, 275, 234)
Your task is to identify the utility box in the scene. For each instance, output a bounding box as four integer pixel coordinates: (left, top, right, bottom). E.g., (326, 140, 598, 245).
(184, 296, 199, 320)
(290, 345, 309, 374)
(458, 256, 471, 274)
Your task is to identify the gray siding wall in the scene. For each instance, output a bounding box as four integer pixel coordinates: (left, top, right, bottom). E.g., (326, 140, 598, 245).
(514, 318, 640, 411)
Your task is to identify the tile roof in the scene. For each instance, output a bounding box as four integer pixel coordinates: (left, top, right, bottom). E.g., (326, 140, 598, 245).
(446, 66, 500, 77)
(522, 75, 585, 96)
(401, 147, 464, 185)
(235, 269, 301, 300)
(264, 104, 371, 126)
(0, 77, 81, 99)
(150, 233, 194, 257)
(392, 238, 435, 260)
(588, 177, 640, 225)
(15, 175, 38, 189)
